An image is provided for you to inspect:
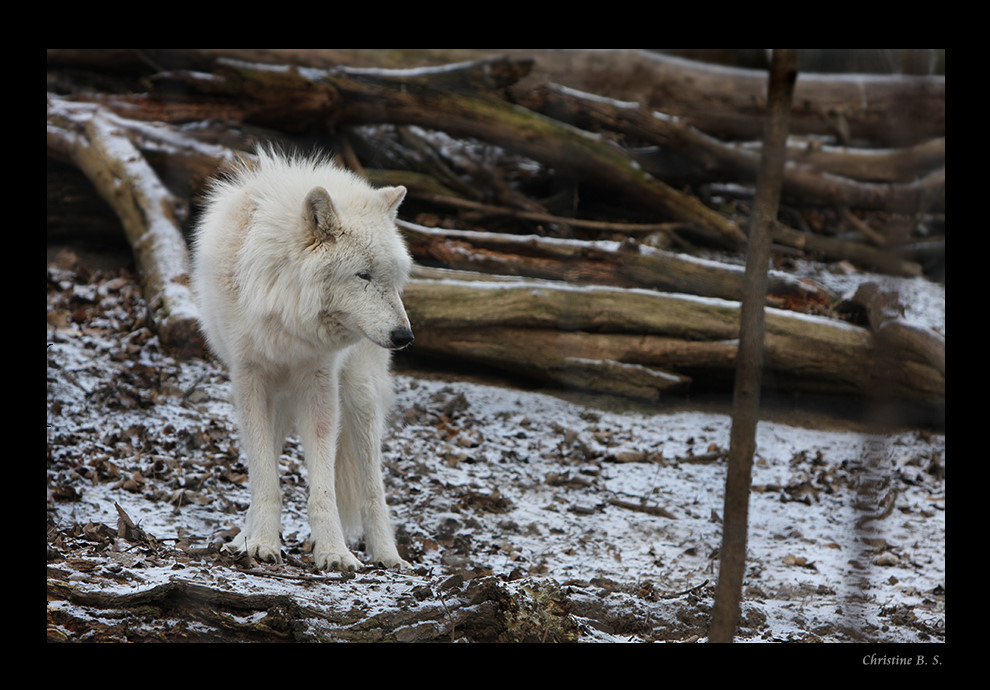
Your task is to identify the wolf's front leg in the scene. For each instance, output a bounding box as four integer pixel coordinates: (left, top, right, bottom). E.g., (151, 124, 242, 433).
(228, 370, 284, 563)
(338, 344, 412, 570)
(300, 369, 361, 571)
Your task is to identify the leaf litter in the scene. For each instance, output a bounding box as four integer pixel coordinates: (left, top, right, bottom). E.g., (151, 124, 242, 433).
(46, 250, 945, 643)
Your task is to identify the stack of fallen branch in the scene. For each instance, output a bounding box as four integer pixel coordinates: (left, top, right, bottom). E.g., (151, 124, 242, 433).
(46, 49, 944, 405)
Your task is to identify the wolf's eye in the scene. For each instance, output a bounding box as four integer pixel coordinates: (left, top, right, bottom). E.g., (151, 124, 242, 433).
(357, 271, 372, 282)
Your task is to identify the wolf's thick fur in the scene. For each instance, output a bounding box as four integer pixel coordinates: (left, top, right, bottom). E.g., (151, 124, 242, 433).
(192, 149, 414, 571)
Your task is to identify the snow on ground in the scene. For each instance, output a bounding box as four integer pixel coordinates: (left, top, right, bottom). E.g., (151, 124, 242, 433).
(386, 374, 944, 642)
(46, 255, 945, 642)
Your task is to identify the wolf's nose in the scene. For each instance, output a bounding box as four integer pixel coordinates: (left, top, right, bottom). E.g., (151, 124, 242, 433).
(390, 328, 414, 349)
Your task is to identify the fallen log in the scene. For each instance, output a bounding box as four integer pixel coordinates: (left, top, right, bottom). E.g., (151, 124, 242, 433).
(496, 49, 945, 146)
(764, 137, 945, 184)
(396, 188, 690, 237)
(519, 83, 945, 213)
(399, 220, 833, 313)
(46, 94, 243, 200)
(411, 325, 721, 397)
(536, 356, 690, 400)
(402, 277, 944, 404)
(45, 56, 943, 407)
(48, 49, 946, 149)
(844, 282, 946, 377)
(66, 56, 747, 249)
(47, 100, 204, 356)
(47, 569, 581, 642)
(394, 181, 926, 278)
(770, 221, 924, 277)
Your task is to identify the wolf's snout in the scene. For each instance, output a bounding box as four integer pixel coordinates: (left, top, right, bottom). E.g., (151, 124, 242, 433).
(389, 327, 414, 349)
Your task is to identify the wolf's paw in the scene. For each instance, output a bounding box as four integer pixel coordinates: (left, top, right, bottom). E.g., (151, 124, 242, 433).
(369, 550, 413, 570)
(380, 557, 414, 571)
(225, 535, 282, 564)
(314, 548, 362, 572)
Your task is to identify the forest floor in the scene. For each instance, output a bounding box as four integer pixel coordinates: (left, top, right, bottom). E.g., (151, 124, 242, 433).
(46, 245, 945, 645)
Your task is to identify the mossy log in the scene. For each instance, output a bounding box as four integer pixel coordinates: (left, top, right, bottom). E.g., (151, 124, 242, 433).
(402, 276, 944, 403)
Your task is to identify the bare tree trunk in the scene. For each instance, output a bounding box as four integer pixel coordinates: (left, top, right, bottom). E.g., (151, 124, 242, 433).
(710, 50, 797, 643)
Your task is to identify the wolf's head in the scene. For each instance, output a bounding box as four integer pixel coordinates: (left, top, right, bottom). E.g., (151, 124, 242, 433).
(304, 183, 414, 351)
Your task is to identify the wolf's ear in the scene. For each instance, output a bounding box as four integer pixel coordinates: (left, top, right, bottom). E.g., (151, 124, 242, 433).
(380, 185, 407, 220)
(304, 186, 341, 241)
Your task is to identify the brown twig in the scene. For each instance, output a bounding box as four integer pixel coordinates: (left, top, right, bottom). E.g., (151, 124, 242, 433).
(607, 498, 676, 520)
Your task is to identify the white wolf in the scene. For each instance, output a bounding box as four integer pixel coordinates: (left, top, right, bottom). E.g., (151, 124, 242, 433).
(192, 148, 414, 571)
